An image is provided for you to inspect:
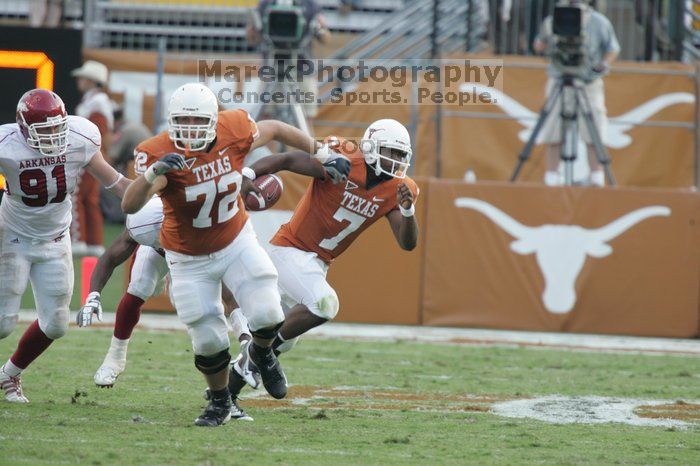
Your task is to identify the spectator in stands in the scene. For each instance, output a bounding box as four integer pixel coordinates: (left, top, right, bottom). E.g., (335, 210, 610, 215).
(248, 0, 331, 120)
(109, 102, 152, 177)
(100, 102, 152, 224)
(29, 0, 62, 28)
(533, 0, 619, 187)
(71, 60, 114, 256)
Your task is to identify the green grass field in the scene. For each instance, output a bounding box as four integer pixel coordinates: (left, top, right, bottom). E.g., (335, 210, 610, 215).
(1, 325, 698, 465)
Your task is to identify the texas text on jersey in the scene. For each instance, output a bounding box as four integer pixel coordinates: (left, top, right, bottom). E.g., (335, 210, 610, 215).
(135, 109, 259, 255)
(271, 137, 419, 263)
(0, 115, 102, 240)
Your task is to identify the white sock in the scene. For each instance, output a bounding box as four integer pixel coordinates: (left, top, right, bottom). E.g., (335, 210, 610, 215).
(103, 337, 129, 371)
(230, 309, 251, 342)
(590, 170, 605, 187)
(1, 360, 22, 377)
(544, 171, 560, 186)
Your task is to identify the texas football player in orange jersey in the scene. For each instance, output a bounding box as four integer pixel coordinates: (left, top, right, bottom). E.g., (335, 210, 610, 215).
(226, 119, 419, 400)
(121, 83, 349, 427)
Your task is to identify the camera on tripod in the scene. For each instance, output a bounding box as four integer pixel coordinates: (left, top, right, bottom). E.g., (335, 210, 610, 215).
(262, 0, 308, 55)
(551, 0, 590, 78)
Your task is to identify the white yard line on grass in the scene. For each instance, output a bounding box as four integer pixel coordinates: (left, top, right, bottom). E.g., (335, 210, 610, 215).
(18, 310, 700, 356)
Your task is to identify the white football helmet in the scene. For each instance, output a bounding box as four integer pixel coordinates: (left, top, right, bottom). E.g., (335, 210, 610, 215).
(360, 119, 412, 179)
(167, 83, 218, 151)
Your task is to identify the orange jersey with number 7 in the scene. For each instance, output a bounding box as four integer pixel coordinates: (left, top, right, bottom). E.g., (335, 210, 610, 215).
(271, 137, 419, 264)
(134, 109, 259, 255)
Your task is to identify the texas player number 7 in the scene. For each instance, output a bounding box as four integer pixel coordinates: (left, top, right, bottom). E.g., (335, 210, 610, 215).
(319, 206, 367, 251)
(185, 171, 242, 228)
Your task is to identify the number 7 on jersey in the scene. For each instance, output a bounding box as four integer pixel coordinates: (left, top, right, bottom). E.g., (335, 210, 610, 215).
(319, 206, 367, 251)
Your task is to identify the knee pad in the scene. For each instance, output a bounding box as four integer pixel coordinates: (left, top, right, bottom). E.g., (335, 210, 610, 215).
(244, 284, 284, 332)
(194, 349, 231, 375)
(251, 321, 283, 340)
(276, 336, 299, 354)
(39, 309, 69, 340)
(308, 291, 340, 321)
(0, 314, 18, 339)
(187, 313, 230, 356)
(127, 276, 159, 301)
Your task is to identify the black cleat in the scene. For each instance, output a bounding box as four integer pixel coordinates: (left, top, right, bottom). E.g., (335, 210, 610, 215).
(194, 396, 232, 427)
(248, 343, 287, 399)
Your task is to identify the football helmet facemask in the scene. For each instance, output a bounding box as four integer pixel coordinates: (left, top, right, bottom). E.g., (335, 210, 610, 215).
(167, 83, 218, 152)
(16, 89, 69, 157)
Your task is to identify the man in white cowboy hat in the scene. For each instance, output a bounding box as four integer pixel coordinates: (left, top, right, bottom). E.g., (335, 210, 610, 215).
(71, 60, 114, 256)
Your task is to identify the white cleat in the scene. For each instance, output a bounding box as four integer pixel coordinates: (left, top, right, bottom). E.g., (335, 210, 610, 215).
(0, 372, 29, 403)
(233, 341, 262, 389)
(231, 399, 254, 421)
(94, 365, 123, 388)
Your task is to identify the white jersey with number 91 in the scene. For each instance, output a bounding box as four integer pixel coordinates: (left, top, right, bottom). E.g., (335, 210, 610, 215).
(0, 115, 101, 240)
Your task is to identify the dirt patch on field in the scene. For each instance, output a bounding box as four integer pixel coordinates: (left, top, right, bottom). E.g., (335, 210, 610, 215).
(242, 385, 516, 413)
(242, 387, 699, 428)
(635, 402, 700, 421)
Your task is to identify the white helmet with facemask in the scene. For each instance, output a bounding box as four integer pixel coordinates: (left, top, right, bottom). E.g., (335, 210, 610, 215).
(167, 83, 218, 152)
(360, 119, 412, 179)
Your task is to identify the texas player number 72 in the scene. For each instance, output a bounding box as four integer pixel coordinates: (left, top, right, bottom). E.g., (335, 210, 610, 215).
(185, 172, 242, 228)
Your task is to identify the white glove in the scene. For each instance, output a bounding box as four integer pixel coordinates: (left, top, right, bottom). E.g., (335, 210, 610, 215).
(313, 143, 346, 164)
(77, 291, 102, 327)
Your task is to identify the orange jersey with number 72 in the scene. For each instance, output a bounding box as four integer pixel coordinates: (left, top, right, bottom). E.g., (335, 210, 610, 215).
(271, 137, 419, 264)
(134, 109, 259, 255)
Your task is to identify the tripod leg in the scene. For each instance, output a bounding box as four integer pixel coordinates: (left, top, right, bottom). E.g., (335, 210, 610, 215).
(286, 81, 311, 136)
(511, 83, 563, 182)
(575, 85, 616, 186)
(560, 84, 578, 186)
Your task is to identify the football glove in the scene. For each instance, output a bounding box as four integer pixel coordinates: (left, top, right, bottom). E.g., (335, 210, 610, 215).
(314, 143, 345, 164)
(323, 157, 351, 184)
(144, 153, 186, 183)
(76, 291, 103, 327)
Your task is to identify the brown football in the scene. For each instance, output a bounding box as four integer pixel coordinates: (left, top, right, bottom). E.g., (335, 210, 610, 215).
(244, 174, 284, 211)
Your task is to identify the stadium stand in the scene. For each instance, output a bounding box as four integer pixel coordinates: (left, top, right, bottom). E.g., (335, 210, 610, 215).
(0, 1, 698, 62)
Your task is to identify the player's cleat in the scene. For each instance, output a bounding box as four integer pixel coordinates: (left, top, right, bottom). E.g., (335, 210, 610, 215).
(202, 390, 253, 421)
(94, 365, 122, 388)
(233, 340, 262, 389)
(0, 372, 29, 403)
(194, 396, 232, 427)
(248, 343, 287, 399)
(230, 398, 253, 421)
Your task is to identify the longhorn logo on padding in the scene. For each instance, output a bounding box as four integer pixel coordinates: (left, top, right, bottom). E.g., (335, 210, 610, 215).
(455, 198, 671, 314)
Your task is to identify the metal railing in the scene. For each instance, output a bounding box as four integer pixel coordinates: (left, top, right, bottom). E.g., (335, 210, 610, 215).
(0, 0, 84, 28)
(332, 0, 487, 60)
(81, 0, 405, 52)
(684, 0, 700, 60)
